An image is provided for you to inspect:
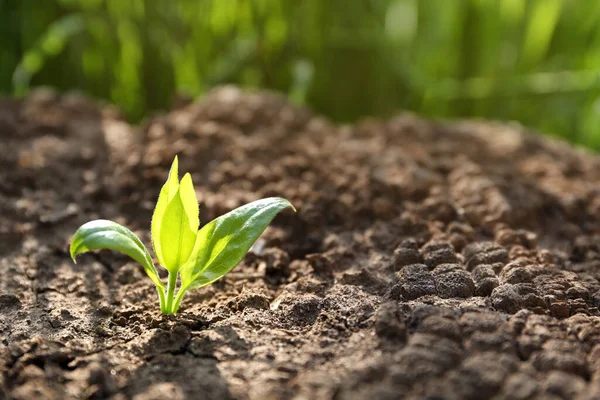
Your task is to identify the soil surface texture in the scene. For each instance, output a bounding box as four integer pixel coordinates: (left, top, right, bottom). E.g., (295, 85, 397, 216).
(1, 87, 600, 400)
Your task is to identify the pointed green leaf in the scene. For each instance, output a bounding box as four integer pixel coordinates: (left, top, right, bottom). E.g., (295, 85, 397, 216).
(166, 155, 180, 201)
(180, 197, 295, 290)
(159, 187, 197, 272)
(179, 172, 199, 232)
(151, 156, 179, 268)
(70, 219, 165, 289)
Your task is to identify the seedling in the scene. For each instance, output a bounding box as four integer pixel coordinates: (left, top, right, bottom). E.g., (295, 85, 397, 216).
(70, 156, 294, 314)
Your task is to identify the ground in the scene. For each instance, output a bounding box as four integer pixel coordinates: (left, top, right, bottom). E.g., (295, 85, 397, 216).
(1, 86, 600, 400)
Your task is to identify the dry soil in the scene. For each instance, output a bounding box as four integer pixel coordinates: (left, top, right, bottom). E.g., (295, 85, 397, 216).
(1, 87, 600, 399)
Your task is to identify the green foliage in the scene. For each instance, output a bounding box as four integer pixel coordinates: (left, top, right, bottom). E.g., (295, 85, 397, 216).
(3, 0, 600, 149)
(151, 157, 198, 274)
(180, 198, 296, 290)
(70, 157, 295, 314)
(70, 219, 164, 290)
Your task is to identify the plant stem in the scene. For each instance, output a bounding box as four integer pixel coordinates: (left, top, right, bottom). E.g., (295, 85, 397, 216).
(165, 272, 178, 314)
(172, 286, 187, 314)
(157, 287, 167, 313)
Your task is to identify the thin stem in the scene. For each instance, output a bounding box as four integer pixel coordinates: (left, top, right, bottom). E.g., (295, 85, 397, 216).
(157, 287, 167, 313)
(172, 286, 187, 314)
(165, 272, 178, 314)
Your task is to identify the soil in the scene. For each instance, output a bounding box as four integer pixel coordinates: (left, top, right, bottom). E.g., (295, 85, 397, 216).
(1, 86, 600, 400)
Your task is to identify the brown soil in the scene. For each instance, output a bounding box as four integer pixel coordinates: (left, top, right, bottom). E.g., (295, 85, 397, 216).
(1, 86, 600, 400)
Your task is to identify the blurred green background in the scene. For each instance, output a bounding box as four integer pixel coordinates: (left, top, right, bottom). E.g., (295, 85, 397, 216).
(2, 0, 600, 149)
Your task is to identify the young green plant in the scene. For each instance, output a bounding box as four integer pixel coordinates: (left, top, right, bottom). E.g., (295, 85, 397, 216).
(70, 156, 295, 314)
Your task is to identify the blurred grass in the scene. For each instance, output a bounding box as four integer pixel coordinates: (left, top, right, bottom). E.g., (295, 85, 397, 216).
(2, 0, 600, 149)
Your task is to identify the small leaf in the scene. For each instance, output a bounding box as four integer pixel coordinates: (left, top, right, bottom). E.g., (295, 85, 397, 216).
(179, 172, 199, 232)
(159, 187, 197, 272)
(70, 219, 165, 289)
(180, 197, 295, 290)
(152, 156, 179, 268)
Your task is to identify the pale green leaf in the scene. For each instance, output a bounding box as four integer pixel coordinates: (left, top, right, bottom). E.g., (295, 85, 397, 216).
(159, 187, 196, 272)
(166, 156, 180, 201)
(180, 197, 294, 290)
(70, 219, 165, 289)
(179, 172, 199, 232)
(151, 156, 179, 268)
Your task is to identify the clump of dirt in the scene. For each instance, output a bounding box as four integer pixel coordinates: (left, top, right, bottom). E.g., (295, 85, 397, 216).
(1, 86, 600, 399)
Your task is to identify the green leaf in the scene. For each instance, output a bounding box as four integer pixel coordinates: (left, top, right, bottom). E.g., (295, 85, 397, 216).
(70, 219, 165, 289)
(151, 156, 179, 268)
(159, 186, 197, 273)
(179, 172, 199, 232)
(180, 197, 295, 290)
